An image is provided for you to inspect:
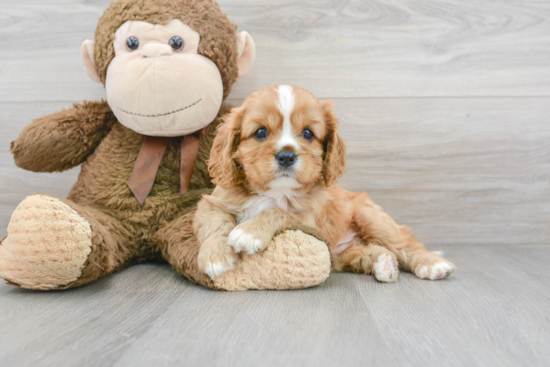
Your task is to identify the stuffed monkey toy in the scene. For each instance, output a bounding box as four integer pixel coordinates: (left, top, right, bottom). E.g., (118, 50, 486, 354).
(0, 0, 331, 291)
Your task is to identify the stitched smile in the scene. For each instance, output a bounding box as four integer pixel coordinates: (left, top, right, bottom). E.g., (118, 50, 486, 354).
(117, 99, 202, 118)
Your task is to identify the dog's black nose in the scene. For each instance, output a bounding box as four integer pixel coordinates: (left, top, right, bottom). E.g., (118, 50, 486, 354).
(275, 151, 297, 168)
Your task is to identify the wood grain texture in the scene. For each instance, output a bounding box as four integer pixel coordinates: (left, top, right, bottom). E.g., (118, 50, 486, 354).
(0, 245, 548, 367)
(334, 97, 550, 246)
(2, 98, 548, 245)
(1, 0, 550, 102)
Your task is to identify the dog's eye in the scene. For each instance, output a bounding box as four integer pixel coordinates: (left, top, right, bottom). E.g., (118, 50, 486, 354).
(126, 36, 140, 51)
(302, 129, 314, 141)
(254, 127, 269, 140)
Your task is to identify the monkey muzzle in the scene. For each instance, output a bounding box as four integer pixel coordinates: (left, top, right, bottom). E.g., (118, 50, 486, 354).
(105, 51, 224, 137)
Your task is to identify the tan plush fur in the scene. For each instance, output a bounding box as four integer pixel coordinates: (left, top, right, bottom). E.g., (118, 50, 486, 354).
(196, 85, 456, 283)
(0, 195, 93, 290)
(213, 230, 330, 291)
(0, 0, 325, 291)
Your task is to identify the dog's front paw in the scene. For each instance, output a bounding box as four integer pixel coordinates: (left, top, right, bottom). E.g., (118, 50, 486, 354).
(198, 238, 238, 279)
(414, 258, 455, 280)
(227, 222, 271, 255)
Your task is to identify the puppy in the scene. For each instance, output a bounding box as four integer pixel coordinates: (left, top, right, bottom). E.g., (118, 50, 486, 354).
(195, 85, 456, 282)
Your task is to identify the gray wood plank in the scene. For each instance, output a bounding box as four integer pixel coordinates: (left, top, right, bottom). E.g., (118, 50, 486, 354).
(2, 98, 548, 246)
(0, 265, 192, 366)
(353, 244, 550, 366)
(113, 274, 399, 367)
(0, 245, 549, 366)
(333, 97, 550, 246)
(1, 0, 550, 102)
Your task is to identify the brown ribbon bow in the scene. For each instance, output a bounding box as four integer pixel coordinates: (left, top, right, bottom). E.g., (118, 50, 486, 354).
(127, 127, 208, 205)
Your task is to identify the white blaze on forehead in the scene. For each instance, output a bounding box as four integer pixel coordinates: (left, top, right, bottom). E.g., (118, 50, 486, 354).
(276, 85, 299, 150)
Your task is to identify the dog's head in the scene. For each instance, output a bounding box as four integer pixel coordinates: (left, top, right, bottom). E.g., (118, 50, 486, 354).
(209, 85, 346, 193)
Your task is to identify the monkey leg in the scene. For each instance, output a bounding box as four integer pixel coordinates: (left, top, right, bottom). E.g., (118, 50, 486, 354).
(151, 211, 332, 291)
(151, 211, 215, 288)
(0, 194, 133, 290)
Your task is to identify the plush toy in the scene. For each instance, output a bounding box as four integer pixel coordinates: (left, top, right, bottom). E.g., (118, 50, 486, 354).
(0, 0, 331, 291)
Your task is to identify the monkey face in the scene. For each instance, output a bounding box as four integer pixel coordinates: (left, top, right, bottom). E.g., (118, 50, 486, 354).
(81, 0, 256, 138)
(100, 19, 223, 137)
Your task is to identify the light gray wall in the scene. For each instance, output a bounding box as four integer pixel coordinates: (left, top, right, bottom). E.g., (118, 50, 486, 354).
(1, 0, 549, 245)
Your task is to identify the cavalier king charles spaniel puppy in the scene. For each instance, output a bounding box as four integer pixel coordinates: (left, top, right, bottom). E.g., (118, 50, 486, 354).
(195, 85, 456, 281)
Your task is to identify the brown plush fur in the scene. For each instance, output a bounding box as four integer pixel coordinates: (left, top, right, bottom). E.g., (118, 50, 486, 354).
(1, 0, 263, 290)
(94, 0, 239, 99)
(10, 101, 117, 172)
(8, 98, 229, 289)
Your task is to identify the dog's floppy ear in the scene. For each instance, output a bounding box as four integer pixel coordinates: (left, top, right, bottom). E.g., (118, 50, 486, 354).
(322, 100, 346, 186)
(208, 106, 244, 189)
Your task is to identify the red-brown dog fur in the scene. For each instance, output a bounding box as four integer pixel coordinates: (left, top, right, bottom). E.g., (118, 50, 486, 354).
(195, 85, 456, 282)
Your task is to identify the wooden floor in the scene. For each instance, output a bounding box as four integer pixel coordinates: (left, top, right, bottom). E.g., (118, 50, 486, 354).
(1, 0, 549, 366)
(0, 244, 549, 367)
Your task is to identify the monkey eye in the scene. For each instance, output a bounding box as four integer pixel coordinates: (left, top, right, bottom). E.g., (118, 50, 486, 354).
(302, 129, 315, 141)
(126, 36, 140, 51)
(254, 127, 269, 140)
(169, 36, 184, 51)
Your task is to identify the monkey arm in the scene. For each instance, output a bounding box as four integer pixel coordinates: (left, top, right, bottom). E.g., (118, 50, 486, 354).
(10, 100, 117, 172)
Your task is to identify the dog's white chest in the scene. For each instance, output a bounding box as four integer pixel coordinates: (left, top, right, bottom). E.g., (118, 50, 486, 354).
(238, 196, 284, 223)
(236, 177, 304, 223)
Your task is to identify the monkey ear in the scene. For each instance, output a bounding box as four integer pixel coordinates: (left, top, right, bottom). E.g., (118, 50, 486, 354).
(322, 100, 347, 186)
(80, 40, 101, 84)
(208, 107, 244, 189)
(236, 31, 255, 77)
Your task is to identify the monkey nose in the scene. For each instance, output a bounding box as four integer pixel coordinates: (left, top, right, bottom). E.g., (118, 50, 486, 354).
(141, 44, 173, 58)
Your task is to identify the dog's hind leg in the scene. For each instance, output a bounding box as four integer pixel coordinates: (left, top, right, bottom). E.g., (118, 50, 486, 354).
(332, 242, 399, 283)
(352, 197, 456, 281)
